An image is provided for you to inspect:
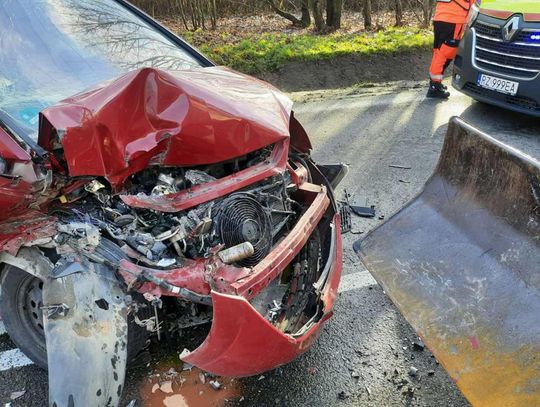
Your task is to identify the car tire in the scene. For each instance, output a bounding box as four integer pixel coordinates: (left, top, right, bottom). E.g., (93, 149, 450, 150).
(0, 265, 149, 370)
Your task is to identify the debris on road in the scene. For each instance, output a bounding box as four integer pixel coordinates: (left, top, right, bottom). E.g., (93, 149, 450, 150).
(164, 368, 179, 380)
(163, 395, 188, 407)
(412, 339, 425, 351)
(141, 366, 240, 406)
(408, 366, 418, 377)
(339, 202, 352, 234)
(389, 164, 412, 170)
(341, 189, 376, 218)
(159, 381, 174, 394)
(351, 205, 376, 218)
(209, 380, 222, 390)
(9, 390, 25, 401)
(337, 391, 350, 400)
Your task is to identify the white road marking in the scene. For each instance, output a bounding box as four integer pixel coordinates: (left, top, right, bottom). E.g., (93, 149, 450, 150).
(338, 271, 377, 293)
(0, 349, 33, 371)
(0, 321, 5, 336)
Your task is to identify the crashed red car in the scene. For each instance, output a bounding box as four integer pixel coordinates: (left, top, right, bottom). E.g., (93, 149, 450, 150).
(0, 1, 344, 406)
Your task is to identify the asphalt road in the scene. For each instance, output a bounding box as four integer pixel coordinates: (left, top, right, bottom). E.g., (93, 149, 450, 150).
(2, 84, 540, 407)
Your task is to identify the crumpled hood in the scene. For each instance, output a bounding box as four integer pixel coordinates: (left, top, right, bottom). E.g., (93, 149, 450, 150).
(39, 67, 293, 187)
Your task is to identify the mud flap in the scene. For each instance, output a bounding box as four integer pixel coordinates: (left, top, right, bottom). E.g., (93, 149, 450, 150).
(43, 262, 128, 407)
(355, 117, 540, 406)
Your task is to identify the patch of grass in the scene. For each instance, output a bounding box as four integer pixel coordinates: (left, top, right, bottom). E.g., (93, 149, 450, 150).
(183, 27, 433, 74)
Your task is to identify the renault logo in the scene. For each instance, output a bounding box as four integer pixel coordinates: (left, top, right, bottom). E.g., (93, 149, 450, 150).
(502, 16, 520, 42)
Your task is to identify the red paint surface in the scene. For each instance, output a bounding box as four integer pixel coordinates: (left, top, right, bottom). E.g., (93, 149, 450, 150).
(182, 214, 342, 377)
(469, 336, 480, 350)
(0, 128, 31, 162)
(39, 67, 293, 188)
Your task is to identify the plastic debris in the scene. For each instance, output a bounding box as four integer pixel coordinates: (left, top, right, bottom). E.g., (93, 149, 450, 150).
(10, 391, 25, 401)
(408, 366, 419, 377)
(209, 380, 222, 390)
(337, 391, 350, 400)
(160, 381, 174, 394)
(412, 339, 425, 351)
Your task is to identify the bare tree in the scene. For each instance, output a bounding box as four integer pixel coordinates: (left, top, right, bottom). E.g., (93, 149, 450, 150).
(266, 0, 311, 27)
(415, 0, 435, 28)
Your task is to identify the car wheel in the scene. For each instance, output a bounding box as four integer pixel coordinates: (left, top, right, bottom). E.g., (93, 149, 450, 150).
(0, 265, 149, 370)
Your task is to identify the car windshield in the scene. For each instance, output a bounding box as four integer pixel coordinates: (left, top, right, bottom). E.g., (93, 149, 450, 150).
(0, 0, 203, 139)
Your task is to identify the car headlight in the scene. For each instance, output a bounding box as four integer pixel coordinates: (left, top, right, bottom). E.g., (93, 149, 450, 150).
(467, 3, 480, 28)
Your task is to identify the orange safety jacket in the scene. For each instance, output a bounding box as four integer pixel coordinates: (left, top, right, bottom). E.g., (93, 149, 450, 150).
(434, 0, 472, 24)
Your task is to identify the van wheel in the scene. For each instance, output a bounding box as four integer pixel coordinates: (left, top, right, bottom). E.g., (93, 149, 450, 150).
(0, 265, 149, 370)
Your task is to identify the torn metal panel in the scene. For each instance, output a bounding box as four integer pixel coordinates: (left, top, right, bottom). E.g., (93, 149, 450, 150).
(0, 212, 57, 254)
(39, 67, 293, 188)
(43, 261, 128, 407)
(356, 117, 540, 406)
(120, 140, 289, 213)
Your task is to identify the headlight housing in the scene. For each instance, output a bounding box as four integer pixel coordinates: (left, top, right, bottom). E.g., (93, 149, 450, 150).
(467, 3, 480, 29)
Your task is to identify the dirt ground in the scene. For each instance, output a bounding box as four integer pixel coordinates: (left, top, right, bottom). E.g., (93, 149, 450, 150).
(258, 50, 433, 92)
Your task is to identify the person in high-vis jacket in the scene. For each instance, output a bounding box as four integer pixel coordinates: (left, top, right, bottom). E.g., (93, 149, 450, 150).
(427, 0, 472, 99)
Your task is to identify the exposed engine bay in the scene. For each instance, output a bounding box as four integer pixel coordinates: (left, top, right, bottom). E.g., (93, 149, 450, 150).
(46, 152, 326, 336)
(54, 154, 290, 269)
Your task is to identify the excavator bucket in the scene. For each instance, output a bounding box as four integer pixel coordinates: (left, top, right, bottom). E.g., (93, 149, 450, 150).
(354, 117, 540, 407)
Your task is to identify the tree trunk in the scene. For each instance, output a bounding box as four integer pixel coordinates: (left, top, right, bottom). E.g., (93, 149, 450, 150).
(266, 0, 308, 27)
(363, 0, 372, 30)
(326, 0, 342, 29)
(310, 0, 326, 31)
(422, 0, 430, 28)
(209, 0, 217, 30)
(301, 0, 311, 27)
(395, 0, 403, 26)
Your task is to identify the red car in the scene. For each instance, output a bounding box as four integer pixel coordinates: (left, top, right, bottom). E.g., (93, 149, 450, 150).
(0, 1, 344, 406)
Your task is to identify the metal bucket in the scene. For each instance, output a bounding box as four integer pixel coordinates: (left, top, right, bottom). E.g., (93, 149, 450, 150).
(355, 117, 540, 406)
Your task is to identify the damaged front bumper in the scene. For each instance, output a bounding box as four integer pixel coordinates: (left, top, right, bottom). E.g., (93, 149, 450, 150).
(183, 214, 342, 377)
(120, 180, 342, 377)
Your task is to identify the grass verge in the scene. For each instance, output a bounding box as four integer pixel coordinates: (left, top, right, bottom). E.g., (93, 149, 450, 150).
(183, 27, 433, 74)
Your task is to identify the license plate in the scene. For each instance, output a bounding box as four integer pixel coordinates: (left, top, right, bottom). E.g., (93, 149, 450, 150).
(477, 74, 519, 96)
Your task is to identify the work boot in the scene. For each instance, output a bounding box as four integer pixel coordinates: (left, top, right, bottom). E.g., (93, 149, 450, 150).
(427, 81, 450, 99)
